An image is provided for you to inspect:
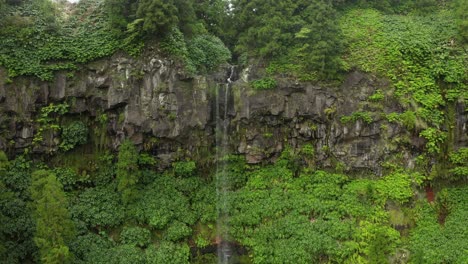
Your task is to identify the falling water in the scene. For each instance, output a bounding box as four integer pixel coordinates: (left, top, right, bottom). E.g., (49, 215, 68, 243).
(216, 66, 234, 264)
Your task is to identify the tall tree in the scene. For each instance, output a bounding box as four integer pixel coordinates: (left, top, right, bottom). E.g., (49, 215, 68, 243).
(193, 0, 227, 36)
(294, 0, 343, 77)
(105, 0, 138, 35)
(135, 0, 178, 35)
(0, 154, 36, 263)
(233, 0, 301, 58)
(173, 0, 199, 36)
(30, 170, 75, 264)
(231, 0, 343, 78)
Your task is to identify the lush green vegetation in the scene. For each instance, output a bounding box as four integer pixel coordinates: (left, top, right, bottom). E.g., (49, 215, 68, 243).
(0, 0, 231, 79)
(1, 142, 466, 263)
(0, 0, 467, 263)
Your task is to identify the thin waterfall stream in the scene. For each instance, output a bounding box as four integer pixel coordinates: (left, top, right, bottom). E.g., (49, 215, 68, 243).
(216, 66, 234, 264)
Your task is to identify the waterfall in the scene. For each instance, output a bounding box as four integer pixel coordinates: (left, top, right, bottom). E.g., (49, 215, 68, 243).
(216, 66, 234, 264)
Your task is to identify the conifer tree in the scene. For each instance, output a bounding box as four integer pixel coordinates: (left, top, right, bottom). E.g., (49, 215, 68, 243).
(294, 0, 343, 77)
(233, 0, 299, 58)
(136, 0, 178, 35)
(30, 170, 75, 264)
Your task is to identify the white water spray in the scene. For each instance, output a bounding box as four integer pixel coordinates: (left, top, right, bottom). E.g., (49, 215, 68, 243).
(216, 66, 235, 264)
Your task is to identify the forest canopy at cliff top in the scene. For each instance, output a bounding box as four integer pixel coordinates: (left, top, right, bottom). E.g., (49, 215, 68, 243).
(0, 0, 466, 81)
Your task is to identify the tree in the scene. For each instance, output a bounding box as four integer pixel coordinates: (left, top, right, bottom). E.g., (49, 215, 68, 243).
(135, 0, 178, 36)
(293, 0, 343, 78)
(105, 0, 138, 35)
(231, 0, 343, 78)
(30, 170, 75, 264)
(453, 0, 468, 43)
(0, 154, 36, 263)
(116, 140, 140, 204)
(193, 0, 227, 36)
(233, 0, 300, 58)
(173, 0, 199, 36)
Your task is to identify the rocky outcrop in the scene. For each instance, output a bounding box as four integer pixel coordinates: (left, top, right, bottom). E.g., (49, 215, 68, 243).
(0, 52, 466, 172)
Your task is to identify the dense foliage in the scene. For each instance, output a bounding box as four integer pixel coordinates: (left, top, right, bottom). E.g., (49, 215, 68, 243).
(0, 142, 466, 263)
(0, 0, 231, 79)
(0, 0, 466, 263)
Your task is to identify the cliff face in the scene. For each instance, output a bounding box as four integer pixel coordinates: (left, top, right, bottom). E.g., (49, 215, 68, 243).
(0, 52, 466, 171)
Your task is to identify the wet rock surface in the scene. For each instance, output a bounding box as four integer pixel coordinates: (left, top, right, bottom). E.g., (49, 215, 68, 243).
(0, 53, 466, 172)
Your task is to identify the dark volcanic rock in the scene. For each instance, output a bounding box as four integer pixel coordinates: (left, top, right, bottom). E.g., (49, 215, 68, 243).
(0, 53, 466, 173)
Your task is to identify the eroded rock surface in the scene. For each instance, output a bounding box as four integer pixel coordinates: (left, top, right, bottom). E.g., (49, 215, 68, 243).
(0, 52, 466, 172)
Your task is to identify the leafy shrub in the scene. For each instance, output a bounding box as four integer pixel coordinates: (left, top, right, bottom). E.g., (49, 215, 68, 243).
(409, 188, 468, 263)
(159, 27, 196, 73)
(368, 89, 384, 102)
(33, 103, 69, 146)
(251, 77, 277, 90)
(146, 241, 189, 264)
(300, 144, 315, 158)
(60, 121, 88, 151)
(386, 111, 417, 130)
(376, 172, 413, 204)
(0, 154, 35, 263)
(400, 111, 417, 130)
(71, 185, 124, 228)
(340, 111, 373, 124)
(93, 153, 116, 186)
(190, 183, 217, 223)
(160, 27, 188, 58)
(70, 233, 114, 263)
(109, 244, 145, 264)
(120, 227, 151, 248)
(352, 221, 400, 263)
(420, 128, 447, 154)
(173, 161, 196, 177)
(1, 155, 31, 196)
(187, 35, 231, 73)
(53, 167, 79, 191)
(449, 148, 468, 179)
(131, 175, 196, 229)
(165, 221, 192, 241)
(227, 160, 404, 263)
(138, 153, 156, 167)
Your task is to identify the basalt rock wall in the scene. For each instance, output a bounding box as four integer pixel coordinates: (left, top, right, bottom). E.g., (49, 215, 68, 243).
(0, 52, 466, 171)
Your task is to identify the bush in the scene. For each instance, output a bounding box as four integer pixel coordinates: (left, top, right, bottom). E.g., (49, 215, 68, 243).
(146, 241, 189, 264)
(70, 233, 114, 262)
(120, 227, 151, 248)
(251, 77, 277, 90)
(71, 185, 124, 228)
(368, 89, 384, 102)
(53, 167, 79, 191)
(60, 121, 88, 151)
(164, 221, 192, 241)
(187, 35, 231, 72)
(173, 161, 196, 177)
